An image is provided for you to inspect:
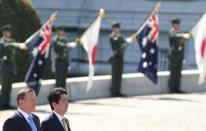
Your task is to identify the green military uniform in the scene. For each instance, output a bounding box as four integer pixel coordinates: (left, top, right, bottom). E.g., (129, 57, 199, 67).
(52, 34, 70, 89)
(168, 19, 186, 93)
(0, 30, 20, 108)
(109, 23, 126, 96)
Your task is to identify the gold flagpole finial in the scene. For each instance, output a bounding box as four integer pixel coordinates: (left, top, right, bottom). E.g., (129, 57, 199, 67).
(99, 8, 105, 18)
(154, 1, 161, 11)
(50, 11, 58, 21)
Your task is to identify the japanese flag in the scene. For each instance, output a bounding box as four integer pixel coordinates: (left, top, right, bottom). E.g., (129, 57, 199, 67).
(192, 12, 206, 84)
(80, 12, 103, 91)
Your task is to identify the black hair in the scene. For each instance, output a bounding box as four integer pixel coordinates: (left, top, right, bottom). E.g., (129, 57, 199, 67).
(48, 88, 67, 110)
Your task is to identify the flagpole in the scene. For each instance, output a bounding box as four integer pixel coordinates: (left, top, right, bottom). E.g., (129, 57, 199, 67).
(130, 1, 161, 39)
(24, 12, 57, 44)
(76, 9, 105, 45)
(78, 15, 99, 44)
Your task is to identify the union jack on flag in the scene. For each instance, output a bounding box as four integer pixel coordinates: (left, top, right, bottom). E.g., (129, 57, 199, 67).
(136, 9, 159, 84)
(25, 14, 55, 94)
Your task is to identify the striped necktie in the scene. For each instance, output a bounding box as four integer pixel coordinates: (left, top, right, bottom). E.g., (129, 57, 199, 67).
(28, 115, 37, 131)
(62, 118, 69, 131)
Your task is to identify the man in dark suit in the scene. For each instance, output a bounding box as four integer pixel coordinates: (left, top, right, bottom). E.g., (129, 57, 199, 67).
(3, 88, 40, 131)
(40, 88, 71, 131)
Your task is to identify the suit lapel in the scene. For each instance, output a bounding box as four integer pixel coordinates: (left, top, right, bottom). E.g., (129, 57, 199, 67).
(16, 111, 32, 131)
(51, 112, 65, 131)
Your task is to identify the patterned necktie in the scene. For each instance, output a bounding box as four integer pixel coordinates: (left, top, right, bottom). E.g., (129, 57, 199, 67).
(28, 115, 37, 131)
(62, 118, 69, 131)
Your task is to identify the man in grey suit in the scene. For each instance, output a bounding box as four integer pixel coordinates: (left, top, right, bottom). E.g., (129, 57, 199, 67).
(3, 88, 40, 131)
(40, 88, 71, 131)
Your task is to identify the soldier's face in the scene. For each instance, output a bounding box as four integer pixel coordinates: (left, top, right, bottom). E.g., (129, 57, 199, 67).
(2, 31, 11, 38)
(57, 30, 65, 37)
(112, 27, 120, 34)
(173, 24, 180, 31)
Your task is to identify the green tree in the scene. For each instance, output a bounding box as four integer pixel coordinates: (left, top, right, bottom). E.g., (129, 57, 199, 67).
(0, 0, 53, 82)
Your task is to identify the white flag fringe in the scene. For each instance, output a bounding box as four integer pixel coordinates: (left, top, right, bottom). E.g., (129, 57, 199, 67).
(80, 9, 104, 91)
(192, 12, 206, 84)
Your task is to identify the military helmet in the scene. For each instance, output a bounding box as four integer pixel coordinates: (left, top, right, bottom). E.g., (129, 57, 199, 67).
(112, 22, 121, 28)
(171, 18, 181, 24)
(56, 25, 65, 31)
(1, 24, 11, 32)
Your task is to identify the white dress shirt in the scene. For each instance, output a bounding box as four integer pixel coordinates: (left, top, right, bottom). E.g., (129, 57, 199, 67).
(18, 108, 30, 123)
(53, 111, 65, 126)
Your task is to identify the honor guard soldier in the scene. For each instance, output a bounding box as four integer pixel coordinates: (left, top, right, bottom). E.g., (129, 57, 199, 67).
(168, 18, 192, 93)
(0, 24, 26, 109)
(52, 25, 77, 89)
(109, 22, 134, 97)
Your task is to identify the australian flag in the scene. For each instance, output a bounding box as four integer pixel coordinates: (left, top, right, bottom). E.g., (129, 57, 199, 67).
(25, 19, 53, 95)
(136, 10, 159, 84)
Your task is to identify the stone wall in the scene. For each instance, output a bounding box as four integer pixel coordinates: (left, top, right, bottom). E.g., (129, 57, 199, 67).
(9, 70, 206, 107)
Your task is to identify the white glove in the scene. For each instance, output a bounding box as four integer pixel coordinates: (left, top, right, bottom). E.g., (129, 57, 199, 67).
(19, 43, 27, 50)
(126, 37, 133, 44)
(184, 33, 190, 39)
(67, 42, 77, 48)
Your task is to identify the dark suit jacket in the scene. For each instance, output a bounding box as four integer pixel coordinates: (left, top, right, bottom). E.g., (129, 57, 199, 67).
(3, 111, 40, 131)
(40, 112, 71, 131)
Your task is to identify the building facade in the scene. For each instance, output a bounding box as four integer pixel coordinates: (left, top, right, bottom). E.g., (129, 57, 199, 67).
(31, 0, 206, 75)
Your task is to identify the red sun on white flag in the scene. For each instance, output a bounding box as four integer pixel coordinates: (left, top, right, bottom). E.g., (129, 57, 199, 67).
(192, 12, 206, 84)
(91, 45, 97, 66)
(201, 38, 206, 58)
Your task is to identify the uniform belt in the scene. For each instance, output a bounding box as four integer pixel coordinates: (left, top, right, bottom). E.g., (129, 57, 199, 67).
(56, 55, 67, 59)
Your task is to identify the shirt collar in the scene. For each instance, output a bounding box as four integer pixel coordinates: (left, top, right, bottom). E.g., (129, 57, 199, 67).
(53, 111, 64, 122)
(172, 28, 179, 33)
(56, 35, 64, 40)
(2, 37, 9, 41)
(18, 108, 30, 123)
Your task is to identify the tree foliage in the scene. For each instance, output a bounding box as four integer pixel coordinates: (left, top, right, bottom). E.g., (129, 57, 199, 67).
(0, 0, 53, 82)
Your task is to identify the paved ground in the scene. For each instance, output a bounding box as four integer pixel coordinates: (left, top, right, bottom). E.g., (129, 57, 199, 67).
(1, 93, 206, 131)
